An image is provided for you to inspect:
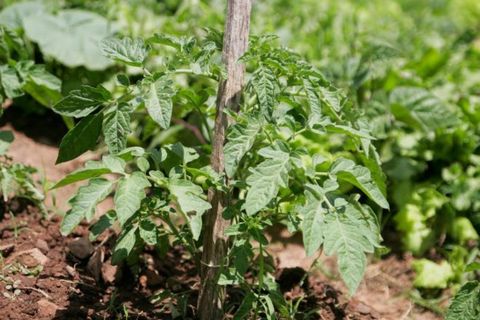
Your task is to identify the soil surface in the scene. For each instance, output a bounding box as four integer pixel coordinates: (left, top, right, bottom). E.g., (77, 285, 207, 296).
(0, 118, 444, 319)
(0, 208, 442, 320)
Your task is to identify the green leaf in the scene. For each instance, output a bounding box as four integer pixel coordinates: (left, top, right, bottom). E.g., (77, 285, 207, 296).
(52, 167, 111, 189)
(412, 259, 454, 289)
(390, 87, 458, 130)
(0, 167, 14, 202)
(102, 155, 126, 174)
(136, 157, 150, 172)
(112, 226, 138, 265)
(0, 1, 46, 30)
(53, 85, 110, 118)
(139, 219, 158, 245)
(318, 86, 342, 113)
(60, 178, 113, 235)
(325, 124, 375, 140)
(101, 37, 149, 67)
(245, 151, 290, 215)
(234, 292, 255, 320)
(224, 118, 261, 178)
(331, 158, 389, 209)
(303, 77, 322, 122)
(251, 65, 276, 118)
(301, 188, 325, 256)
(22, 64, 62, 107)
(89, 210, 116, 241)
(144, 76, 175, 129)
(114, 172, 150, 226)
(148, 34, 196, 52)
(323, 204, 377, 294)
(102, 103, 132, 154)
(169, 178, 211, 240)
(0, 130, 14, 155)
(0, 65, 23, 98)
(446, 281, 480, 320)
(24, 10, 115, 70)
(56, 112, 103, 164)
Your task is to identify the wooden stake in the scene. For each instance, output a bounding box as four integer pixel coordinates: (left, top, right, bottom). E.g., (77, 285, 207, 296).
(198, 1, 252, 319)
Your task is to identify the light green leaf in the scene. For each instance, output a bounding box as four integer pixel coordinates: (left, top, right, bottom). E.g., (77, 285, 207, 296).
(22, 64, 62, 107)
(148, 34, 196, 53)
(53, 85, 110, 118)
(0, 65, 23, 98)
(224, 118, 261, 178)
(0, 1, 45, 30)
(102, 104, 132, 154)
(390, 87, 458, 130)
(24, 10, 115, 70)
(57, 112, 103, 164)
(326, 124, 375, 140)
(331, 158, 389, 209)
(136, 157, 150, 172)
(251, 65, 276, 118)
(114, 172, 150, 226)
(303, 77, 321, 122)
(169, 178, 211, 240)
(245, 152, 290, 215)
(446, 281, 480, 320)
(1, 167, 14, 202)
(323, 203, 377, 294)
(301, 189, 325, 256)
(60, 178, 113, 235)
(144, 76, 175, 129)
(412, 259, 454, 289)
(102, 155, 126, 174)
(101, 37, 149, 67)
(318, 86, 342, 112)
(112, 226, 138, 265)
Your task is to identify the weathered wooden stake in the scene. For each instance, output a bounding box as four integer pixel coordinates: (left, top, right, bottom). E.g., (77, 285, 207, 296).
(198, 1, 252, 319)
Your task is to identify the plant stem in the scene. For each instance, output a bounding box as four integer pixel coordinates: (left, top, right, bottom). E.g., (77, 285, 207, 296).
(197, 1, 252, 319)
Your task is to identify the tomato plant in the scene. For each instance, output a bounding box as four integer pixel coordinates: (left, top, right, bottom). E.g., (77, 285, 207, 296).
(50, 1, 389, 318)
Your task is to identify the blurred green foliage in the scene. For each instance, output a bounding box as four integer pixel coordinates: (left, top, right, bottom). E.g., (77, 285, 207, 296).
(1, 0, 479, 314)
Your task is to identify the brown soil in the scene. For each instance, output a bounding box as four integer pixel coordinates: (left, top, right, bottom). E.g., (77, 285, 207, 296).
(0, 207, 443, 320)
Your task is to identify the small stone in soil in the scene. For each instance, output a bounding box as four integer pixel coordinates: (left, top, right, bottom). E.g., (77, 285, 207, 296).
(68, 237, 94, 259)
(37, 299, 59, 317)
(35, 239, 50, 254)
(14, 248, 49, 267)
(102, 259, 121, 284)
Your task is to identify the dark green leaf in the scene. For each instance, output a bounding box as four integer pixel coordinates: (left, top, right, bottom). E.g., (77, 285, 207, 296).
(57, 112, 103, 164)
(0, 130, 14, 155)
(52, 167, 111, 189)
(112, 226, 138, 264)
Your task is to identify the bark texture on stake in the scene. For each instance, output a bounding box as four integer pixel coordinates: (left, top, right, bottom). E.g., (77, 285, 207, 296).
(198, 0, 252, 319)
